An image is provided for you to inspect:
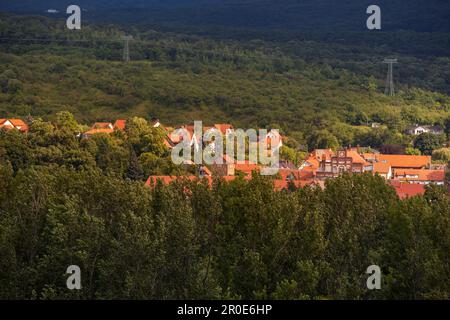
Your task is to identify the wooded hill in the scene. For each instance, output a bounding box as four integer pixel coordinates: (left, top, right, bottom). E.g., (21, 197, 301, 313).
(1, 14, 449, 152)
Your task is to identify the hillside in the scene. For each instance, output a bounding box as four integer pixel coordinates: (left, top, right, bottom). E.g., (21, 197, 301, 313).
(1, 14, 449, 151)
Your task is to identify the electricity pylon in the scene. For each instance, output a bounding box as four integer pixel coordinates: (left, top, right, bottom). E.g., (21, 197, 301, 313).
(383, 58, 397, 96)
(122, 35, 133, 62)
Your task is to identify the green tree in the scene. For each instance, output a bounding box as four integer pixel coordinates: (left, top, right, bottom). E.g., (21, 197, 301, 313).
(432, 148, 450, 162)
(125, 148, 144, 181)
(414, 133, 446, 155)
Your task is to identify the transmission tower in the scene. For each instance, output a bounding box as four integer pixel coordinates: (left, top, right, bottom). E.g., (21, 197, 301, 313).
(122, 35, 133, 62)
(383, 58, 397, 96)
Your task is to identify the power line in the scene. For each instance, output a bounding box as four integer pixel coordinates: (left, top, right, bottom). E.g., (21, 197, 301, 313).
(122, 35, 133, 62)
(383, 58, 397, 96)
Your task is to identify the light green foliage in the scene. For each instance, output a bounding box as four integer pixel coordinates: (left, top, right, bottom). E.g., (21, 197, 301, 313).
(432, 148, 450, 162)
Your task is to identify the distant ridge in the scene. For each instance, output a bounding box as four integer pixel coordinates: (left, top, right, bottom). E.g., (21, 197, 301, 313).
(1, 0, 450, 32)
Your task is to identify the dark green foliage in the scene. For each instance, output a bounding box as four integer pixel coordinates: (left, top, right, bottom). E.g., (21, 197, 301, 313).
(414, 133, 446, 155)
(1, 140, 449, 299)
(125, 147, 144, 181)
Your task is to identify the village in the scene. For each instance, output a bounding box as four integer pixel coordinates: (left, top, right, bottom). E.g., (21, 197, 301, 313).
(1, 116, 448, 200)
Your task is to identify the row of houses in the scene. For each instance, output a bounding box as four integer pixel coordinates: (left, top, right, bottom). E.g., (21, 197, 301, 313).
(82, 119, 283, 155)
(147, 147, 447, 199)
(3, 117, 446, 137)
(0, 117, 281, 151)
(301, 148, 444, 184)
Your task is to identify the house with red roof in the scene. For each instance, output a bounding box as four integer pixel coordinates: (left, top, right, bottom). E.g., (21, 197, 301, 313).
(0, 118, 29, 132)
(83, 119, 127, 137)
(373, 161, 393, 179)
(389, 181, 426, 199)
(114, 119, 127, 131)
(213, 123, 234, 136)
(315, 148, 371, 179)
(364, 154, 431, 170)
(393, 169, 445, 185)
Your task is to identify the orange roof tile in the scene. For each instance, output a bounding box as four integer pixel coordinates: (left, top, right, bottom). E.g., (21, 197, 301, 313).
(362, 153, 378, 161)
(375, 154, 431, 169)
(311, 149, 334, 161)
(0, 118, 29, 132)
(373, 162, 391, 174)
(393, 169, 445, 182)
(234, 161, 261, 175)
(389, 181, 426, 199)
(346, 150, 370, 166)
(214, 124, 233, 135)
(113, 120, 126, 130)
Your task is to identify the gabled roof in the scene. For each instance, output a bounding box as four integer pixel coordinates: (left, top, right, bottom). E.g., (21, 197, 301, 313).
(113, 119, 126, 130)
(345, 150, 371, 166)
(0, 118, 29, 132)
(375, 154, 431, 169)
(373, 161, 391, 174)
(362, 153, 378, 161)
(393, 169, 445, 182)
(311, 149, 334, 161)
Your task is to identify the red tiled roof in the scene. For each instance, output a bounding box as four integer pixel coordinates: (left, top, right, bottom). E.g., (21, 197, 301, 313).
(389, 181, 426, 199)
(393, 169, 445, 182)
(113, 119, 126, 130)
(346, 150, 370, 166)
(234, 161, 261, 175)
(0, 119, 29, 132)
(214, 124, 233, 135)
(373, 162, 391, 174)
(375, 154, 431, 169)
(311, 149, 334, 161)
(279, 169, 315, 181)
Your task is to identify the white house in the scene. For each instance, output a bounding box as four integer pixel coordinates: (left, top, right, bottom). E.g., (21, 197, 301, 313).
(407, 125, 444, 135)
